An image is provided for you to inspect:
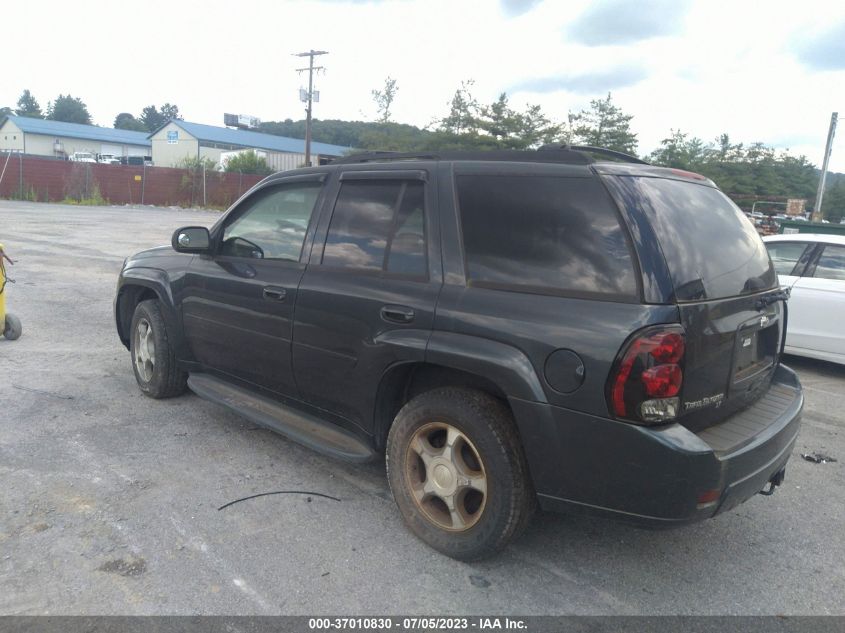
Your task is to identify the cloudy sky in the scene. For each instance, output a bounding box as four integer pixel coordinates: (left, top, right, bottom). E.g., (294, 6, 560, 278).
(4, 0, 844, 170)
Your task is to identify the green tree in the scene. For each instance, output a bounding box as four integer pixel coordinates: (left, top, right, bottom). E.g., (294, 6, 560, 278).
(0, 106, 12, 118)
(648, 129, 709, 169)
(714, 133, 744, 162)
(475, 93, 523, 148)
(745, 141, 776, 164)
(259, 118, 435, 151)
(223, 150, 272, 175)
(773, 154, 817, 199)
(431, 83, 560, 150)
(515, 103, 562, 148)
(139, 103, 182, 132)
(176, 155, 217, 171)
(46, 94, 91, 124)
(648, 131, 821, 208)
(140, 105, 166, 132)
(138, 105, 167, 132)
(358, 122, 420, 152)
(176, 156, 218, 207)
(440, 80, 479, 136)
(821, 179, 845, 224)
(372, 77, 398, 124)
(114, 112, 147, 131)
(160, 103, 182, 121)
(570, 92, 638, 154)
(15, 89, 43, 118)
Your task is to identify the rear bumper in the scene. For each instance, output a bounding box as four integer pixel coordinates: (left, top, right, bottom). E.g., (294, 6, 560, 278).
(510, 364, 803, 526)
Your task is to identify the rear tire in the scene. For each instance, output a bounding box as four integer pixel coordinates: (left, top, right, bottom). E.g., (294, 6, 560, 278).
(386, 387, 535, 560)
(3, 313, 21, 340)
(130, 299, 187, 399)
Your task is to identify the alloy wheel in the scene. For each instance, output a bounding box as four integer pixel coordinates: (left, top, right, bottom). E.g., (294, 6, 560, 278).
(404, 422, 488, 531)
(133, 318, 156, 382)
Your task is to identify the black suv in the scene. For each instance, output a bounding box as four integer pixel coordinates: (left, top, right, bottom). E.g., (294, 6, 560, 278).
(115, 147, 803, 560)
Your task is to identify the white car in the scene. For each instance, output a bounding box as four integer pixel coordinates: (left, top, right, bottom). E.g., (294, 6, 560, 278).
(763, 234, 845, 365)
(68, 152, 97, 163)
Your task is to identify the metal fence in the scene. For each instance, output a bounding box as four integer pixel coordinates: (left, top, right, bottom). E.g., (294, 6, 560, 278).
(0, 152, 265, 208)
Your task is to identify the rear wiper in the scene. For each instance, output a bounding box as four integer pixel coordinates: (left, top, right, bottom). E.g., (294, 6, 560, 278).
(756, 287, 790, 310)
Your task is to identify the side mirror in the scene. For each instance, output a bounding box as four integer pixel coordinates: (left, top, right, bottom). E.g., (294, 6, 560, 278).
(172, 226, 210, 253)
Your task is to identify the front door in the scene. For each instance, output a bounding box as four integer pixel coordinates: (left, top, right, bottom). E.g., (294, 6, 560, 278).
(181, 176, 326, 397)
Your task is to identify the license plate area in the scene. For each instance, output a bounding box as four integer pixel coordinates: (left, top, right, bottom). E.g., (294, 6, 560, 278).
(732, 318, 779, 384)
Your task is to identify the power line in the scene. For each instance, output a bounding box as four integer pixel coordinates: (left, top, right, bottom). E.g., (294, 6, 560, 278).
(294, 49, 328, 167)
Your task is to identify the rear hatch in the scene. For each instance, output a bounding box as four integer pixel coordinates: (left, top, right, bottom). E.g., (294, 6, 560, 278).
(604, 171, 785, 431)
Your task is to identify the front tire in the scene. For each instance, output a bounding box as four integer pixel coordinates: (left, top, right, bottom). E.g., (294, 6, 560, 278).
(386, 387, 535, 560)
(130, 299, 187, 399)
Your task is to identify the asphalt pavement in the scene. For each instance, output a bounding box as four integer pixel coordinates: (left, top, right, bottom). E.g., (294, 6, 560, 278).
(0, 200, 843, 615)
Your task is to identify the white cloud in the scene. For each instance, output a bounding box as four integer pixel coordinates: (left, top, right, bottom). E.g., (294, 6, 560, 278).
(3, 0, 844, 171)
(566, 0, 693, 46)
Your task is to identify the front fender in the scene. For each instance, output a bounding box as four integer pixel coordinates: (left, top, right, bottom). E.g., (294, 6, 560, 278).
(115, 267, 181, 351)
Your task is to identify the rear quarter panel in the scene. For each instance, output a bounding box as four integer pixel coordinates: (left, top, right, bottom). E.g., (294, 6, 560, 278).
(435, 162, 679, 415)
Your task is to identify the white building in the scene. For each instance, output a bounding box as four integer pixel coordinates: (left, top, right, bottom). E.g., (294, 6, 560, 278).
(148, 120, 351, 169)
(0, 115, 150, 159)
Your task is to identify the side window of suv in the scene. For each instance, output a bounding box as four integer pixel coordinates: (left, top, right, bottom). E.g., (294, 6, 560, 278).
(456, 175, 637, 299)
(221, 181, 323, 260)
(812, 245, 845, 281)
(322, 179, 427, 277)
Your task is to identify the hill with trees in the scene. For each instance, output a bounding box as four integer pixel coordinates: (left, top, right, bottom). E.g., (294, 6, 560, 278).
(257, 79, 841, 221)
(2, 84, 842, 220)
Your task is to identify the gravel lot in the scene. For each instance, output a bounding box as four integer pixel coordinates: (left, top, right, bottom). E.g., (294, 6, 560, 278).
(0, 200, 843, 615)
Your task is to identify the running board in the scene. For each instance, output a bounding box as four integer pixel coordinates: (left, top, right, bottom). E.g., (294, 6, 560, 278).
(187, 373, 377, 463)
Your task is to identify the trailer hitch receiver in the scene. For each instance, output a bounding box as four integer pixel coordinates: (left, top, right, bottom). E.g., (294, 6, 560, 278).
(759, 467, 786, 496)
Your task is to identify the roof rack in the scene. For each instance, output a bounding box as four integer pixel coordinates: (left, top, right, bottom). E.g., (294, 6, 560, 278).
(331, 146, 647, 166)
(538, 144, 649, 165)
(332, 149, 596, 166)
(331, 151, 439, 164)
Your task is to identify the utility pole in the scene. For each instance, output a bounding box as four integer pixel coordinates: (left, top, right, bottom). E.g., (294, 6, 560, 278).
(294, 49, 328, 167)
(813, 112, 838, 222)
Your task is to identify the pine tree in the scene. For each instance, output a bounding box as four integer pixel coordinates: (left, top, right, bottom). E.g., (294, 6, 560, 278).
(15, 89, 43, 118)
(46, 94, 91, 124)
(570, 92, 638, 154)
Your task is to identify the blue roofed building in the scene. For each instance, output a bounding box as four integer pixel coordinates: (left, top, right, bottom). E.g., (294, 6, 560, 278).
(148, 119, 352, 170)
(0, 115, 352, 171)
(0, 115, 151, 159)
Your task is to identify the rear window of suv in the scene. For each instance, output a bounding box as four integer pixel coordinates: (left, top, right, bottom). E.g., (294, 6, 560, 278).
(611, 177, 777, 301)
(455, 175, 638, 300)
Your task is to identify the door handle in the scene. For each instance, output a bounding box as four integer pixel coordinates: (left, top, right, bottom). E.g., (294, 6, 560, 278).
(262, 286, 287, 301)
(380, 305, 415, 324)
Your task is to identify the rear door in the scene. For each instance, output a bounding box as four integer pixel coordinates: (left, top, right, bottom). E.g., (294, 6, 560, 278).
(789, 244, 845, 356)
(605, 175, 783, 428)
(292, 168, 441, 431)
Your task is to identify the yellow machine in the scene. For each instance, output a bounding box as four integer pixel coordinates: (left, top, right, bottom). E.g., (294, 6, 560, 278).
(0, 242, 21, 340)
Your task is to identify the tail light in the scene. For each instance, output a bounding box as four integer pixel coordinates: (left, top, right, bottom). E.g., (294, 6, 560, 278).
(608, 325, 685, 424)
(669, 168, 707, 181)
